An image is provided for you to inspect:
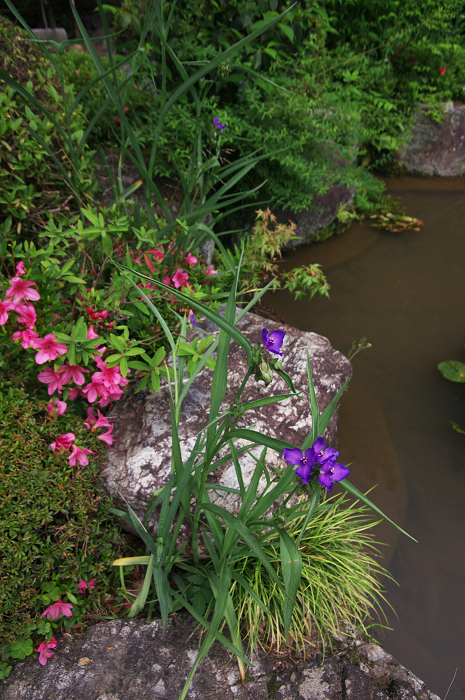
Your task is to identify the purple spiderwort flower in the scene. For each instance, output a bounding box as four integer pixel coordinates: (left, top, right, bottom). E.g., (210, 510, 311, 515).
(213, 116, 227, 130)
(283, 437, 349, 490)
(262, 328, 286, 356)
(283, 436, 326, 485)
(188, 310, 199, 328)
(318, 447, 350, 492)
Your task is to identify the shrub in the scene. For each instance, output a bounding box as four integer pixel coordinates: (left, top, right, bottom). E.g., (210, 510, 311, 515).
(0, 15, 97, 235)
(0, 385, 126, 668)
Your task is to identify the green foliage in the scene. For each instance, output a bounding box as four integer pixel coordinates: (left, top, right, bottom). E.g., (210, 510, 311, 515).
(438, 359, 465, 382)
(0, 16, 96, 234)
(222, 208, 330, 301)
(231, 492, 392, 654)
(0, 386, 126, 665)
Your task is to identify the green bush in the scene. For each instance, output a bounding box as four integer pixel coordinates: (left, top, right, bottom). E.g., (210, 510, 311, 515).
(0, 15, 97, 235)
(0, 385, 126, 664)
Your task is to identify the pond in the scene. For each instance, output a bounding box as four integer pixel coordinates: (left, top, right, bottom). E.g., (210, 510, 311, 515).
(266, 177, 465, 700)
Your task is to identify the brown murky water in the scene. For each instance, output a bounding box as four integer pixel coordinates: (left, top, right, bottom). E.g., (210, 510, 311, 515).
(266, 178, 465, 699)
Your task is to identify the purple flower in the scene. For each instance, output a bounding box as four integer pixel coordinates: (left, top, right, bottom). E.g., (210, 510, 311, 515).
(283, 436, 326, 485)
(318, 448, 350, 492)
(188, 310, 199, 328)
(213, 116, 227, 130)
(262, 328, 286, 356)
(283, 436, 350, 490)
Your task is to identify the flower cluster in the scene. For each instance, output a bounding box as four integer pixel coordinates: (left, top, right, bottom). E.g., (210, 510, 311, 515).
(283, 437, 350, 491)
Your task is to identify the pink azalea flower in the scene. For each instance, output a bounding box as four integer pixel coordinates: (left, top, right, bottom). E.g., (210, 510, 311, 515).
(87, 325, 99, 340)
(0, 299, 15, 325)
(81, 378, 109, 404)
(204, 265, 217, 276)
(37, 366, 66, 395)
(12, 329, 39, 349)
(98, 424, 116, 446)
(172, 268, 190, 289)
(68, 386, 81, 401)
(78, 578, 96, 592)
(98, 386, 124, 407)
(185, 252, 198, 266)
(85, 408, 112, 431)
(14, 303, 37, 329)
(50, 433, 75, 453)
(36, 637, 57, 666)
(68, 444, 94, 466)
(152, 248, 164, 262)
(84, 406, 96, 427)
(5, 277, 40, 302)
(42, 599, 73, 620)
(31, 334, 68, 365)
(92, 364, 128, 391)
(15, 261, 26, 276)
(58, 362, 90, 386)
(46, 398, 67, 417)
(162, 275, 172, 287)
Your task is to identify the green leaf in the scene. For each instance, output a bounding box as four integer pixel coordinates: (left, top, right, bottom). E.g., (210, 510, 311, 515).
(277, 526, 302, 638)
(437, 360, 465, 383)
(340, 479, 417, 541)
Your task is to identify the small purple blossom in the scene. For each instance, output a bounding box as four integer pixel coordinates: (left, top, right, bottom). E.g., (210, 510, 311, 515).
(213, 116, 227, 130)
(283, 437, 349, 490)
(188, 310, 199, 328)
(262, 328, 286, 356)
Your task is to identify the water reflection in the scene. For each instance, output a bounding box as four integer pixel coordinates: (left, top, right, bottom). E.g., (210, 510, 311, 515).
(266, 180, 465, 699)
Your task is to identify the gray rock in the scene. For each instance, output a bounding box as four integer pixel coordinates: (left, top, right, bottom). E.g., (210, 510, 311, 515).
(397, 103, 465, 176)
(31, 27, 68, 49)
(102, 311, 352, 539)
(277, 183, 357, 250)
(0, 616, 441, 700)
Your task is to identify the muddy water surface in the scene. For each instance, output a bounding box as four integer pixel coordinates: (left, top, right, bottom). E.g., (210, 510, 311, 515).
(266, 178, 465, 699)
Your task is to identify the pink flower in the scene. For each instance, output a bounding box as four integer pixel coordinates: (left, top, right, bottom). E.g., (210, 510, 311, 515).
(15, 261, 26, 276)
(68, 386, 81, 401)
(440, 65, 446, 75)
(108, 321, 114, 329)
(0, 299, 14, 326)
(42, 599, 73, 620)
(78, 578, 96, 593)
(36, 637, 57, 666)
(37, 366, 66, 395)
(12, 329, 39, 349)
(162, 275, 172, 287)
(92, 364, 128, 391)
(46, 398, 67, 417)
(14, 303, 37, 329)
(31, 334, 68, 365)
(50, 433, 75, 453)
(84, 406, 96, 427)
(98, 424, 116, 446)
(81, 378, 109, 403)
(152, 248, 164, 262)
(5, 277, 40, 302)
(172, 268, 190, 289)
(58, 362, 90, 386)
(204, 265, 217, 276)
(87, 325, 99, 340)
(185, 252, 198, 267)
(85, 408, 112, 431)
(68, 444, 94, 466)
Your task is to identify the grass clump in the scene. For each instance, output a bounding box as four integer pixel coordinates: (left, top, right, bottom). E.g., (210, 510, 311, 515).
(231, 492, 392, 658)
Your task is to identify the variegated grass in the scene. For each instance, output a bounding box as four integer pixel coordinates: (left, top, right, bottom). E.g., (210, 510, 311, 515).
(230, 491, 394, 658)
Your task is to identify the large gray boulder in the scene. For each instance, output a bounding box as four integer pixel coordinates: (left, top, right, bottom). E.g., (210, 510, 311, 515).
(398, 102, 465, 176)
(0, 616, 441, 700)
(102, 312, 352, 538)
